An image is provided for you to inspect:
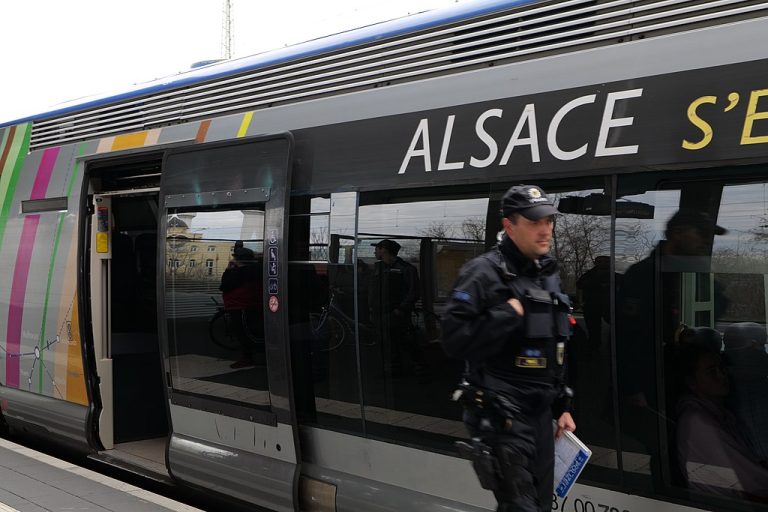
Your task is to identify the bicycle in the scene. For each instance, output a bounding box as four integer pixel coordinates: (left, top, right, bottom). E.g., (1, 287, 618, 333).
(208, 297, 263, 351)
(310, 288, 376, 352)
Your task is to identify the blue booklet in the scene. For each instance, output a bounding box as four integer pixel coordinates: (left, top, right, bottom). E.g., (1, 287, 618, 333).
(553, 429, 592, 498)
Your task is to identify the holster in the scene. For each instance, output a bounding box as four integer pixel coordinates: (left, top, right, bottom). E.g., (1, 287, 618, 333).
(452, 380, 520, 431)
(455, 438, 501, 491)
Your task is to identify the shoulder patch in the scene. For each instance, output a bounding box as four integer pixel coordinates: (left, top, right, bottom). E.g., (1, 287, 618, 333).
(451, 290, 472, 303)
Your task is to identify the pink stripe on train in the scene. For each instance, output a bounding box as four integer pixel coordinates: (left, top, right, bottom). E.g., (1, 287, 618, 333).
(5, 147, 59, 388)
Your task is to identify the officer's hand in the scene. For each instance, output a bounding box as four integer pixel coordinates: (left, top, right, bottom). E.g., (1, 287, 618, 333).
(555, 412, 576, 439)
(507, 298, 524, 315)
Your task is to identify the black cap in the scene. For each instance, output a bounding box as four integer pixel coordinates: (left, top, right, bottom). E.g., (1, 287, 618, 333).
(233, 246, 255, 261)
(501, 185, 559, 220)
(372, 239, 401, 255)
(666, 209, 726, 235)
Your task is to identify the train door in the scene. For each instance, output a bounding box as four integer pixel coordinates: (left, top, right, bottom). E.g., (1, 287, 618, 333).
(160, 135, 299, 511)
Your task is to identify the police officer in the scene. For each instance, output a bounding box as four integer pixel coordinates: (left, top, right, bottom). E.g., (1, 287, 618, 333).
(370, 239, 421, 375)
(442, 184, 576, 512)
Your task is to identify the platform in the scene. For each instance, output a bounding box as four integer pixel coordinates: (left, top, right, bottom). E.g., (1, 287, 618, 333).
(0, 438, 203, 512)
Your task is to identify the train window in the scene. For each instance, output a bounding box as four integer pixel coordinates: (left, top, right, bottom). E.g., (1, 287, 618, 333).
(290, 179, 625, 466)
(289, 196, 332, 263)
(21, 196, 67, 214)
(164, 207, 270, 410)
(348, 190, 489, 453)
(546, 180, 620, 488)
(615, 172, 768, 506)
(288, 193, 364, 434)
(356, 190, 489, 450)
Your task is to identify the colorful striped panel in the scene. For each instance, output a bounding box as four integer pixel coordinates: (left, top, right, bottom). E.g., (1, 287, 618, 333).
(0, 124, 31, 249)
(0, 124, 31, 388)
(5, 147, 59, 388)
(39, 143, 86, 399)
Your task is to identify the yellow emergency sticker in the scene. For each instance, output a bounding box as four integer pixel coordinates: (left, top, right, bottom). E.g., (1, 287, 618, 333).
(96, 232, 109, 253)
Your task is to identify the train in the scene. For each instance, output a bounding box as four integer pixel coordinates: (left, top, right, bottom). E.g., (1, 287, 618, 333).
(2, 0, 768, 510)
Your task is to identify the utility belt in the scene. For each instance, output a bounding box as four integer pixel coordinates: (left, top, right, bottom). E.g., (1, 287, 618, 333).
(452, 380, 520, 431)
(452, 380, 573, 492)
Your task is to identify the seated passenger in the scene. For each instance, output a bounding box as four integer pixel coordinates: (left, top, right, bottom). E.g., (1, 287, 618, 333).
(679, 326, 723, 354)
(676, 342, 768, 501)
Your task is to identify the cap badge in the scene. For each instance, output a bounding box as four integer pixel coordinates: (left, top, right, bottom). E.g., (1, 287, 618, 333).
(528, 188, 542, 199)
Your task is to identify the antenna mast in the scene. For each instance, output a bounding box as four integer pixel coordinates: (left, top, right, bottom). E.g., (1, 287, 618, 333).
(221, 0, 233, 60)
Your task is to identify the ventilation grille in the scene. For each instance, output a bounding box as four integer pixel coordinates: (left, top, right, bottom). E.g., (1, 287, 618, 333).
(30, 0, 768, 150)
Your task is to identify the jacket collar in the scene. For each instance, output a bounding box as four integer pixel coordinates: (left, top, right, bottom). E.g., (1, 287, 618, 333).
(498, 234, 558, 277)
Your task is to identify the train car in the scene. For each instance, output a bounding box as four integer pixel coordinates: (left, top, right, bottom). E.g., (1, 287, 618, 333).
(2, 0, 768, 511)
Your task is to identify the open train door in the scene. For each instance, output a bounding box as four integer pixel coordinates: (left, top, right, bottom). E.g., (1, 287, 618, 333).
(159, 134, 299, 511)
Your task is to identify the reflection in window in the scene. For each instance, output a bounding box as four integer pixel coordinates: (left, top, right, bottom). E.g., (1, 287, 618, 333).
(290, 182, 624, 474)
(616, 175, 768, 505)
(287, 194, 364, 433)
(549, 186, 618, 486)
(354, 194, 489, 448)
(165, 208, 269, 409)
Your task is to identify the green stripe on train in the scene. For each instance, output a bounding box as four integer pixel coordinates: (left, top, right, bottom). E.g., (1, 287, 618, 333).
(0, 124, 32, 250)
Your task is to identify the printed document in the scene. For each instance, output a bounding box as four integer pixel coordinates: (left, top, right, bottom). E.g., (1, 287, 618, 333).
(553, 428, 592, 498)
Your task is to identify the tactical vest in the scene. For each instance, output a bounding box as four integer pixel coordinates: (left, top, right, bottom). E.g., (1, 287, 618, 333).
(481, 247, 572, 385)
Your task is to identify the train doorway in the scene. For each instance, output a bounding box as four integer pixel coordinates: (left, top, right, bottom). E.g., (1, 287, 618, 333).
(85, 158, 170, 476)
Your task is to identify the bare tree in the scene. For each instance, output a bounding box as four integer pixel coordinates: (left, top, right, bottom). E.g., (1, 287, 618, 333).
(310, 225, 329, 261)
(749, 214, 768, 243)
(461, 217, 486, 242)
(553, 214, 610, 291)
(420, 221, 456, 242)
(615, 220, 656, 263)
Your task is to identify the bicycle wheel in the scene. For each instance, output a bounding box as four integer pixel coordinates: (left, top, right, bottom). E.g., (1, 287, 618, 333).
(311, 315, 346, 352)
(325, 316, 346, 351)
(310, 310, 328, 340)
(209, 310, 240, 351)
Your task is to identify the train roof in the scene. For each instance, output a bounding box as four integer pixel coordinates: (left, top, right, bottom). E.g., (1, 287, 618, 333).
(1, 0, 531, 127)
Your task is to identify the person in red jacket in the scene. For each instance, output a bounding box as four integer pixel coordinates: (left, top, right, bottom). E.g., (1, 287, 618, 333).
(220, 245, 264, 369)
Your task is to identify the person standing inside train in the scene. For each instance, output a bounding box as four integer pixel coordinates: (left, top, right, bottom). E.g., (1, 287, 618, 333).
(369, 239, 422, 376)
(442, 184, 576, 512)
(220, 245, 264, 369)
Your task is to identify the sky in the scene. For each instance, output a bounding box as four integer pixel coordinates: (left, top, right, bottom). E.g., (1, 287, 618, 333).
(0, 0, 467, 124)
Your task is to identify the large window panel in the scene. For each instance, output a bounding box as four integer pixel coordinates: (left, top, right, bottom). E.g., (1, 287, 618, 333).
(615, 172, 768, 508)
(614, 182, 688, 494)
(288, 194, 364, 434)
(706, 182, 768, 502)
(356, 192, 489, 450)
(165, 208, 269, 408)
(547, 180, 619, 487)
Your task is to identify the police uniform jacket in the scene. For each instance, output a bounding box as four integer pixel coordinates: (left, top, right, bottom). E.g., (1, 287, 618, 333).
(442, 235, 572, 389)
(370, 257, 420, 315)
